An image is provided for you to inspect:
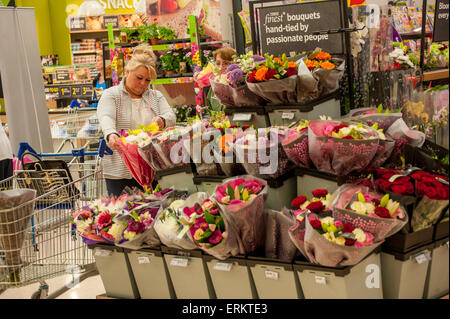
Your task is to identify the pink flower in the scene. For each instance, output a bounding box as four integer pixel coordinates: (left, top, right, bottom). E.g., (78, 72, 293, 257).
(209, 229, 223, 244)
(334, 220, 343, 229)
(323, 123, 336, 136)
(97, 212, 112, 229)
(229, 199, 243, 205)
(363, 194, 373, 202)
(142, 217, 154, 229)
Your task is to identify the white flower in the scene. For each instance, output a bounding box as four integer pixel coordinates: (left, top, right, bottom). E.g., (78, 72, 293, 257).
(320, 115, 333, 121)
(107, 223, 125, 241)
(386, 199, 400, 217)
(170, 200, 186, 211)
(353, 228, 366, 243)
(75, 218, 93, 234)
(300, 201, 310, 210)
(350, 201, 367, 215)
(322, 194, 332, 210)
(364, 202, 376, 215)
(320, 217, 335, 226)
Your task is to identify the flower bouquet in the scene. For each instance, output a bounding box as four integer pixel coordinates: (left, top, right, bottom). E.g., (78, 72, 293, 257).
(291, 188, 334, 213)
(246, 54, 298, 105)
(304, 48, 346, 96)
(410, 171, 449, 232)
(308, 120, 381, 176)
(386, 118, 426, 148)
(288, 211, 382, 267)
(212, 127, 248, 177)
(211, 175, 268, 255)
(331, 184, 408, 241)
(0, 189, 36, 282)
(347, 105, 403, 132)
(117, 123, 160, 188)
(281, 120, 313, 168)
(234, 127, 293, 179)
(183, 198, 240, 260)
(209, 54, 267, 107)
(367, 123, 396, 168)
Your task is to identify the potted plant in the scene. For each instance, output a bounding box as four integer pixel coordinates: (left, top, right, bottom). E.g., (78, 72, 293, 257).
(157, 26, 177, 41)
(160, 51, 177, 75)
(147, 23, 159, 45)
(120, 27, 140, 43)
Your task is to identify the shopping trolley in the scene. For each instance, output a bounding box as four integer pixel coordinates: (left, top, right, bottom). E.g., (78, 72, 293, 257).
(0, 139, 113, 299)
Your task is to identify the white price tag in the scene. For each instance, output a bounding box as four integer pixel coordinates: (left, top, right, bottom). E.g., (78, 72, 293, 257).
(315, 276, 327, 285)
(389, 174, 404, 183)
(214, 262, 232, 272)
(138, 256, 150, 264)
(445, 241, 449, 249)
(414, 251, 431, 264)
(282, 112, 295, 120)
(233, 113, 252, 122)
(170, 257, 189, 267)
(265, 270, 279, 280)
(94, 249, 112, 257)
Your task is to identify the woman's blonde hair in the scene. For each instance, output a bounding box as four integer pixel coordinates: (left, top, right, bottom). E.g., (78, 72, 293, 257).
(213, 47, 237, 63)
(126, 43, 157, 79)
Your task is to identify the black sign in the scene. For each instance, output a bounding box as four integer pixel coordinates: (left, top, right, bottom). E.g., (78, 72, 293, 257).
(45, 84, 94, 99)
(103, 15, 119, 29)
(56, 69, 71, 82)
(257, 0, 344, 56)
(59, 86, 71, 98)
(69, 16, 87, 31)
(433, 0, 449, 42)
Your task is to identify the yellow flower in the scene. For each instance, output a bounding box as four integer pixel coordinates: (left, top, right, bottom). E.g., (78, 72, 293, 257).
(335, 237, 346, 246)
(420, 113, 429, 123)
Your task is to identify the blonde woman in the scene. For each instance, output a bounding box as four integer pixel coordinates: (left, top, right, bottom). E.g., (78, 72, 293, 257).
(97, 43, 176, 196)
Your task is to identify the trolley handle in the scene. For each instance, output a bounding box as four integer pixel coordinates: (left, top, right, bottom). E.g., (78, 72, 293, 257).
(16, 140, 113, 159)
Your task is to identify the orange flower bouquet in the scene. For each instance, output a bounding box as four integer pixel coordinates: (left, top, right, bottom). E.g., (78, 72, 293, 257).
(246, 54, 299, 105)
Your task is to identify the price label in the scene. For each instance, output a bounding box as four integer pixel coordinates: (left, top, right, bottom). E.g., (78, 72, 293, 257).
(83, 86, 93, 97)
(59, 87, 71, 98)
(436, 177, 449, 185)
(414, 251, 431, 264)
(233, 113, 252, 122)
(282, 112, 295, 120)
(94, 248, 112, 257)
(48, 87, 59, 94)
(138, 256, 150, 264)
(214, 262, 232, 272)
(71, 86, 81, 97)
(264, 270, 279, 280)
(389, 174, 404, 183)
(315, 276, 327, 285)
(170, 257, 189, 267)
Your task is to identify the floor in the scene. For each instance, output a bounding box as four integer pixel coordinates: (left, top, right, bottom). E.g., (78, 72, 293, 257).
(0, 273, 105, 299)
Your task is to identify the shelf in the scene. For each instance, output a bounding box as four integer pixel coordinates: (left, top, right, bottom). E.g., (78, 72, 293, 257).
(423, 69, 449, 81)
(151, 77, 194, 85)
(400, 32, 433, 40)
(72, 50, 97, 55)
(118, 42, 192, 51)
(69, 28, 126, 34)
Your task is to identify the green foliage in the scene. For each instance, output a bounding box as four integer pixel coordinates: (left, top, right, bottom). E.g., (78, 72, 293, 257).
(157, 26, 177, 40)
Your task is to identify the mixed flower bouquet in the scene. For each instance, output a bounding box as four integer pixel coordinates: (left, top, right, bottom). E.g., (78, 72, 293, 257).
(291, 188, 333, 213)
(210, 53, 267, 107)
(246, 54, 299, 105)
(234, 127, 293, 179)
(288, 211, 382, 267)
(308, 120, 383, 176)
(212, 127, 248, 177)
(331, 184, 408, 242)
(282, 120, 312, 168)
(117, 123, 160, 188)
(347, 104, 403, 132)
(212, 175, 268, 255)
(183, 198, 240, 260)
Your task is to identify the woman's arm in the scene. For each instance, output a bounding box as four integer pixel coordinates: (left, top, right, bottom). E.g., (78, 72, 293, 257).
(97, 88, 120, 146)
(155, 90, 176, 127)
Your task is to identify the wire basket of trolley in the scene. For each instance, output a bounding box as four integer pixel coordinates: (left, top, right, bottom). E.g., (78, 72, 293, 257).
(0, 139, 112, 298)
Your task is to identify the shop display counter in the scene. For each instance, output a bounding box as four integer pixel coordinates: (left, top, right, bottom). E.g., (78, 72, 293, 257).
(381, 242, 434, 299)
(161, 246, 216, 299)
(203, 255, 257, 299)
(90, 244, 140, 299)
(224, 106, 269, 129)
(423, 238, 449, 299)
(293, 251, 383, 299)
(265, 93, 341, 126)
(383, 226, 434, 253)
(127, 248, 176, 299)
(154, 165, 198, 195)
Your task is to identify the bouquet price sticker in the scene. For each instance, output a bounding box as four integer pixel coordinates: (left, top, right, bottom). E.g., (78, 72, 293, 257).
(94, 248, 113, 257)
(413, 251, 431, 264)
(138, 256, 150, 264)
(213, 262, 233, 272)
(315, 275, 327, 285)
(170, 257, 189, 267)
(265, 270, 279, 280)
(233, 113, 252, 122)
(282, 112, 295, 120)
(257, 0, 344, 56)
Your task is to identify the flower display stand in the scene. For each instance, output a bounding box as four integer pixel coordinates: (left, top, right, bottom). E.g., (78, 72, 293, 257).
(193, 175, 225, 196)
(154, 165, 198, 195)
(91, 244, 140, 299)
(265, 93, 341, 126)
(434, 217, 449, 241)
(161, 246, 216, 299)
(203, 255, 258, 299)
(423, 238, 449, 299)
(264, 173, 297, 211)
(295, 167, 340, 198)
(380, 242, 434, 299)
(383, 226, 434, 253)
(224, 106, 270, 129)
(293, 251, 383, 299)
(127, 248, 176, 299)
(246, 256, 303, 299)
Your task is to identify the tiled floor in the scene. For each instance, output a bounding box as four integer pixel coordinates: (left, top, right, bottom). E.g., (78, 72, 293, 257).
(0, 273, 105, 299)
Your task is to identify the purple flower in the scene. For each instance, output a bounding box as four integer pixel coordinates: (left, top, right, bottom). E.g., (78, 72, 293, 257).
(252, 55, 265, 62)
(126, 220, 145, 234)
(228, 68, 246, 87)
(226, 63, 240, 72)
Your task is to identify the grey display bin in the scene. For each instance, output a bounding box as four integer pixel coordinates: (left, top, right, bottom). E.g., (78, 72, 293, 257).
(381, 242, 435, 299)
(161, 246, 216, 299)
(91, 244, 140, 299)
(246, 256, 303, 299)
(424, 237, 449, 299)
(193, 175, 225, 196)
(203, 254, 258, 299)
(224, 106, 270, 129)
(127, 248, 176, 299)
(293, 251, 383, 299)
(264, 172, 297, 210)
(266, 93, 341, 127)
(154, 165, 198, 195)
(295, 167, 340, 197)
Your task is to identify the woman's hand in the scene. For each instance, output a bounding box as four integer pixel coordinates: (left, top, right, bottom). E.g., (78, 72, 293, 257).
(153, 116, 165, 130)
(107, 133, 121, 150)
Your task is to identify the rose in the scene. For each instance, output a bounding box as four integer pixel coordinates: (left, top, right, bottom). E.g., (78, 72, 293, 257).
(343, 223, 354, 233)
(265, 68, 277, 80)
(333, 124, 349, 133)
(424, 186, 438, 199)
(391, 184, 414, 195)
(411, 171, 429, 181)
(345, 238, 356, 246)
(291, 196, 307, 209)
(248, 70, 257, 83)
(375, 206, 391, 218)
(306, 201, 325, 213)
(312, 189, 328, 198)
(375, 179, 392, 191)
(310, 219, 322, 230)
(436, 186, 449, 200)
(286, 67, 297, 77)
(323, 123, 336, 136)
